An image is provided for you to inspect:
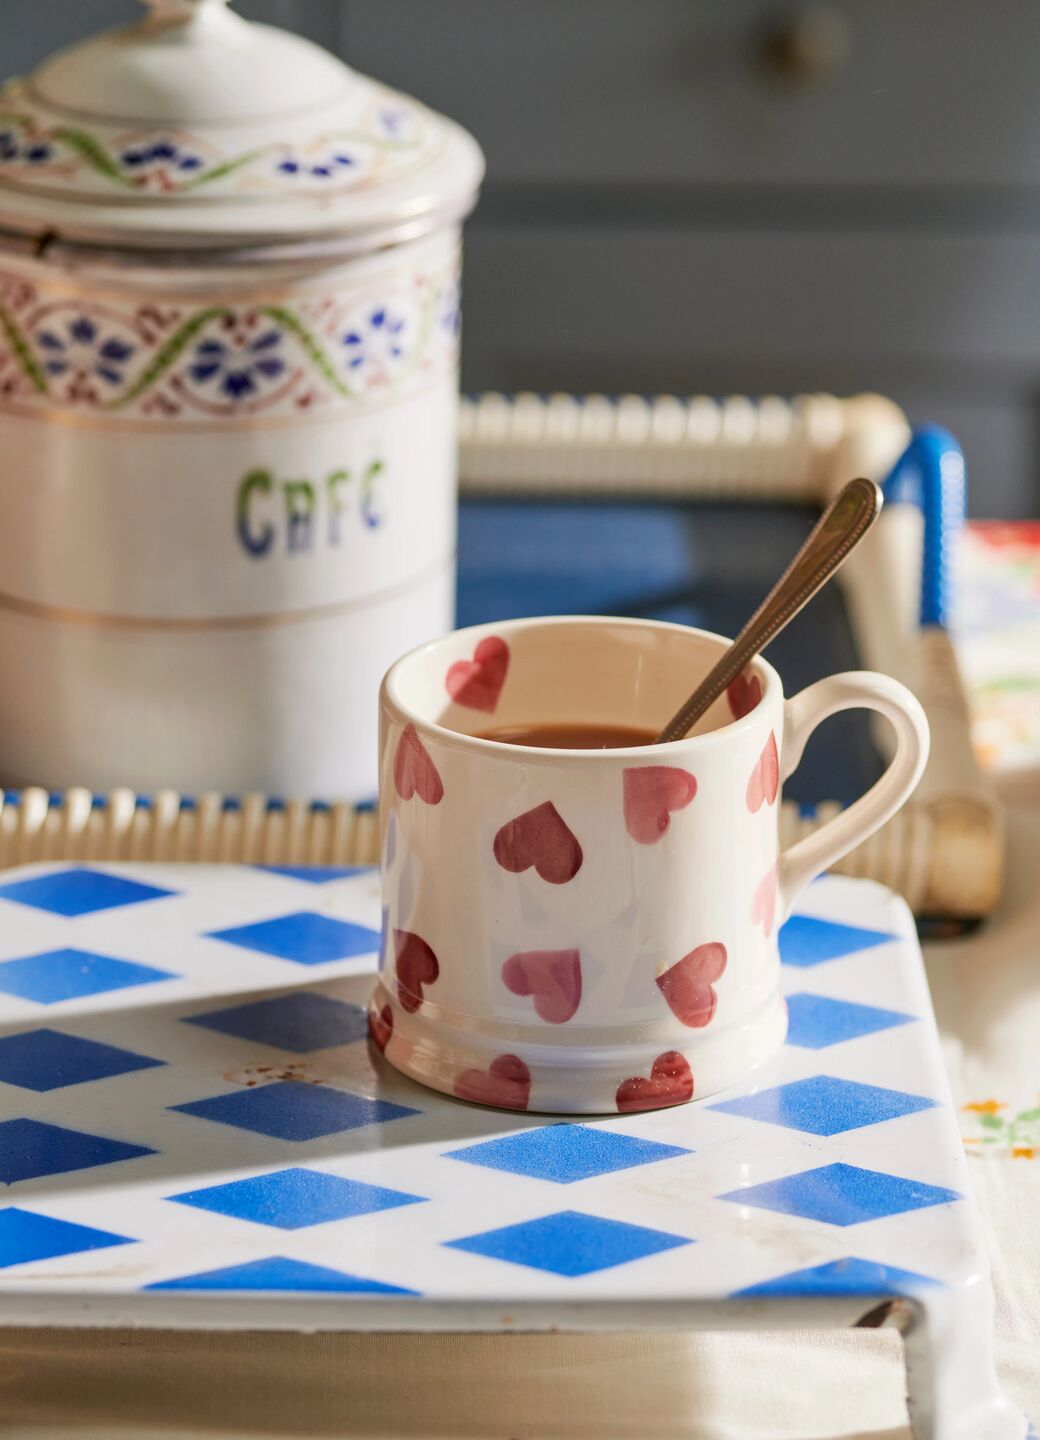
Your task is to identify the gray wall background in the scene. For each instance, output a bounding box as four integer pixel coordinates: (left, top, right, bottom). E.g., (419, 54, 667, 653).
(7, 1, 1040, 515)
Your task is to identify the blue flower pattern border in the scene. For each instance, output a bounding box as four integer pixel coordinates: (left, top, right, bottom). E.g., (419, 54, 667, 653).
(0, 82, 438, 199)
(0, 260, 461, 418)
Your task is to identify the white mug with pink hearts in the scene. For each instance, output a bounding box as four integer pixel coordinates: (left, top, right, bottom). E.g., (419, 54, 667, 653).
(370, 616, 929, 1114)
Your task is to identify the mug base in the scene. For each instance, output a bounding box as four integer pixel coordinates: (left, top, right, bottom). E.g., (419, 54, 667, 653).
(366, 985, 789, 1116)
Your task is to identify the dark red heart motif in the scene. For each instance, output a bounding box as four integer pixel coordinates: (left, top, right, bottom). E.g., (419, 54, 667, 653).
(656, 942, 728, 1028)
(453, 1054, 531, 1110)
(746, 732, 780, 813)
(727, 670, 762, 720)
(623, 766, 697, 845)
(493, 802, 583, 884)
(393, 724, 444, 805)
(368, 1004, 393, 1053)
(393, 929, 439, 1014)
(616, 1051, 694, 1113)
(445, 635, 510, 713)
(750, 861, 778, 938)
(502, 949, 582, 1024)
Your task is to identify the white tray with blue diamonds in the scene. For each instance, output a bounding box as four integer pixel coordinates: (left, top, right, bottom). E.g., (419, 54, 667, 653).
(0, 862, 988, 1331)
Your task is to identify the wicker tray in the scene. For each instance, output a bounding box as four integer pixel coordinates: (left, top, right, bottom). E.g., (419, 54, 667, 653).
(0, 392, 1002, 921)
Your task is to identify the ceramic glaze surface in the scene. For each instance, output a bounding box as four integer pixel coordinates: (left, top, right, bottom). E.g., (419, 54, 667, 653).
(0, 2, 483, 246)
(0, 861, 994, 1306)
(375, 618, 929, 1113)
(0, 234, 460, 796)
(0, 1, 482, 798)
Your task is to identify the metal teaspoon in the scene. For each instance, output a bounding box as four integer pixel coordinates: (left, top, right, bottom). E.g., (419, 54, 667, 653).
(654, 477, 883, 744)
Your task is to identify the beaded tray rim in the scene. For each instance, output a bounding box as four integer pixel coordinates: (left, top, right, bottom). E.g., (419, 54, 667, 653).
(0, 391, 1001, 920)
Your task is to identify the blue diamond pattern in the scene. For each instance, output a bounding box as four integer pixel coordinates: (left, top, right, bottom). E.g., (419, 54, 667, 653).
(147, 1255, 416, 1294)
(785, 993, 915, 1049)
(208, 912, 380, 965)
(0, 948, 177, 1004)
(172, 1081, 416, 1140)
(260, 867, 368, 883)
(719, 1162, 961, 1226)
(0, 859, 982, 1311)
(183, 992, 368, 1053)
(0, 1029, 164, 1091)
(779, 915, 894, 967)
(733, 1256, 938, 1298)
(0, 1207, 133, 1269)
(0, 1118, 154, 1184)
(446, 1210, 691, 1276)
(169, 1167, 425, 1228)
(709, 1075, 935, 1136)
(445, 1124, 691, 1183)
(0, 868, 174, 917)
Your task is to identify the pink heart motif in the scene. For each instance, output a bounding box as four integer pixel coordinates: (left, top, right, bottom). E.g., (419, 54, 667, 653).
(656, 942, 728, 1028)
(445, 635, 510, 713)
(393, 724, 444, 805)
(454, 1054, 531, 1110)
(746, 732, 780, 813)
(493, 802, 583, 884)
(623, 766, 697, 845)
(750, 861, 779, 937)
(616, 1051, 694, 1112)
(727, 670, 762, 720)
(368, 1004, 393, 1054)
(502, 949, 582, 1024)
(393, 929, 439, 1014)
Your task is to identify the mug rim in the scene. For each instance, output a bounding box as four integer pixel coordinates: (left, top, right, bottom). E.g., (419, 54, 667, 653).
(381, 614, 782, 760)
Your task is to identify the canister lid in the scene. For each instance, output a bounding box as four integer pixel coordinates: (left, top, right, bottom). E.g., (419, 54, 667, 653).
(0, 0, 483, 252)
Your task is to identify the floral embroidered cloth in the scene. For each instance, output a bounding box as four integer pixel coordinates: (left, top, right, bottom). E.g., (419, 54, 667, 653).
(955, 522, 1040, 786)
(925, 803, 1040, 1437)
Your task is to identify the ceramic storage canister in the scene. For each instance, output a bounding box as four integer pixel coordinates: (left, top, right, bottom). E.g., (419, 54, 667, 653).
(0, 0, 483, 799)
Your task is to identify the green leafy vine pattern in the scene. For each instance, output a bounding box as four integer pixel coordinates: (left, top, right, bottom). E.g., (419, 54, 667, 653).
(0, 261, 460, 421)
(0, 82, 433, 195)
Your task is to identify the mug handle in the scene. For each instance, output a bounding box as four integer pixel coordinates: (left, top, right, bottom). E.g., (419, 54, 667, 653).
(778, 671, 930, 919)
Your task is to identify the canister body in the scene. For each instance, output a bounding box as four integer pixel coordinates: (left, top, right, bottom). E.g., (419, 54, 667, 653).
(0, 226, 461, 798)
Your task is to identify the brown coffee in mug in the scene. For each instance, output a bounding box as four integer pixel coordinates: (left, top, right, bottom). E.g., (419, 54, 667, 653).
(477, 722, 657, 749)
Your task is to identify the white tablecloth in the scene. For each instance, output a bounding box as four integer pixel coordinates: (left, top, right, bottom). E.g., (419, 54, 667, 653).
(2, 807, 1037, 1440)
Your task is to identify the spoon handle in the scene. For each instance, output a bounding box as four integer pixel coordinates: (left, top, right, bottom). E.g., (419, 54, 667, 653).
(654, 476, 883, 744)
